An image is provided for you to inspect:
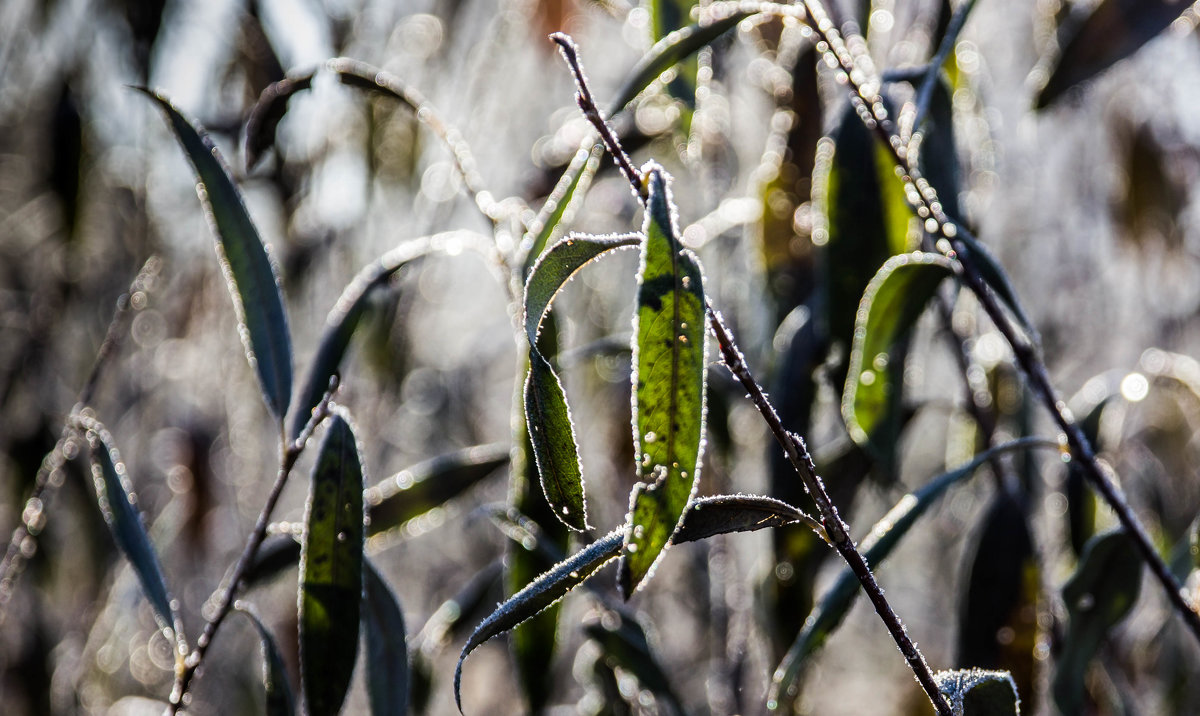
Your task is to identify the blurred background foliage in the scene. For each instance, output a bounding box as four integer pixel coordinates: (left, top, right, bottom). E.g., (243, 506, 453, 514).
(4, 0, 1200, 713)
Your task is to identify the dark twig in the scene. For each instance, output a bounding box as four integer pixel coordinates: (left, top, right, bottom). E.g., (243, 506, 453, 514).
(167, 376, 340, 714)
(758, 0, 1200, 644)
(550, 33, 648, 203)
(551, 35, 953, 715)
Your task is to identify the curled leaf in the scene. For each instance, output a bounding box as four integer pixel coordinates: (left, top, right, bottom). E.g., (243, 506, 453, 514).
(620, 164, 708, 597)
(243, 72, 315, 171)
(140, 88, 294, 423)
(523, 233, 641, 531)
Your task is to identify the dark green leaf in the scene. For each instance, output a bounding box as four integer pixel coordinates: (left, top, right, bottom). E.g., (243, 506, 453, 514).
(934, 669, 1020, 716)
(768, 438, 1056, 710)
(364, 561, 409, 716)
(139, 89, 293, 422)
(300, 411, 365, 716)
(79, 417, 178, 636)
(1036, 0, 1188, 109)
(583, 609, 684, 715)
(619, 165, 708, 597)
(243, 72, 315, 171)
(523, 233, 641, 531)
(842, 252, 953, 454)
(455, 529, 624, 713)
(1053, 530, 1143, 715)
(237, 605, 297, 716)
(916, 77, 962, 223)
(674, 494, 817, 544)
(291, 232, 493, 441)
(244, 533, 301, 587)
(366, 443, 510, 537)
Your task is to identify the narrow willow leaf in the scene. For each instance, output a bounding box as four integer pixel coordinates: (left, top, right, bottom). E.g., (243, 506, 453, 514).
(1035, 0, 1188, 109)
(842, 252, 953, 451)
(583, 608, 685, 715)
(364, 561, 409, 716)
(523, 233, 642, 531)
(300, 411, 366, 716)
(139, 89, 293, 422)
(290, 232, 493, 442)
(243, 72, 315, 171)
(674, 494, 818, 543)
(245, 533, 301, 588)
(958, 491, 1038, 704)
(916, 77, 962, 223)
(1052, 530, 1142, 715)
(954, 232, 1038, 341)
(619, 164, 708, 598)
(934, 669, 1020, 716)
(768, 438, 1056, 710)
(523, 145, 605, 272)
(366, 443, 509, 537)
(455, 529, 624, 713)
(237, 605, 297, 716)
(79, 418, 178, 635)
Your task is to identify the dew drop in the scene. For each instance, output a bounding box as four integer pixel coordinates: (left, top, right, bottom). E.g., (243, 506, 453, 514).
(681, 276, 691, 289)
(645, 431, 657, 444)
(561, 506, 571, 516)
(859, 369, 877, 386)
(626, 543, 638, 553)
(633, 525, 645, 538)
(569, 571, 580, 579)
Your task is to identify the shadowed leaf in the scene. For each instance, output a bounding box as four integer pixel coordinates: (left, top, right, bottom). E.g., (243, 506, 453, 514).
(139, 88, 293, 423)
(78, 417, 178, 636)
(300, 411, 365, 716)
(583, 609, 684, 715)
(1053, 530, 1143, 714)
(243, 72, 315, 171)
(842, 252, 953, 456)
(674, 494, 819, 543)
(237, 605, 296, 716)
(1036, 0, 1188, 109)
(524, 233, 641, 530)
(768, 438, 1056, 709)
(367, 443, 510, 537)
(619, 165, 708, 597)
(364, 561, 409, 716)
(934, 669, 1020, 715)
(290, 232, 493, 441)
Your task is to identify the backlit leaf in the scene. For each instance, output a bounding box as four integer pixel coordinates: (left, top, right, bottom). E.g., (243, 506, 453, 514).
(300, 411, 365, 716)
(842, 252, 953, 456)
(364, 561, 409, 716)
(140, 89, 293, 423)
(243, 72, 315, 171)
(523, 233, 641, 531)
(1052, 530, 1142, 715)
(619, 165, 708, 597)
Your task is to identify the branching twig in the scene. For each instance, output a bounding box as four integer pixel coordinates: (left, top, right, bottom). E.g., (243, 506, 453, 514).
(167, 376, 340, 714)
(551, 32, 954, 716)
(737, 0, 1200, 643)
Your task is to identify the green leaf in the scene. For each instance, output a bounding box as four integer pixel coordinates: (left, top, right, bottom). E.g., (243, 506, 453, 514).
(291, 232, 492, 442)
(455, 529, 624, 713)
(1035, 0, 1189, 109)
(523, 233, 641, 531)
(934, 669, 1020, 716)
(243, 72, 315, 171)
(237, 605, 297, 716)
(674, 494, 818, 543)
(366, 442, 510, 538)
(522, 145, 604, 272)
(768, 438, 1056, 710)
(1052, 530, 1143, 715)
(139, 89, 293, 423)
(364, 561, 409, 716)
(300, 410, 366, 716)
(842, 252, 953, 454)
(79, 417, 178, 636)
(619, 165, 709, 597)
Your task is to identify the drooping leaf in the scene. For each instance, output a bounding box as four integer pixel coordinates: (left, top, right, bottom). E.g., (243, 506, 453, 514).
(842, 252, 953, 456)
(366, 443, 510, 537)
(364, 560, 409, 716)
(299, 411, 365, 716)
(619, 164, 708, 597)
(522, 145, 604, 272)
(237, 604, 297, 716)
(523, 233, 642, 530)
(768, 438, 1056, 710)
(455, 529, 624, 713)
(139, 89, 293, 422)
(1035, 0, 1189, 109)
(78, 417, 178, 636)
(290, 232, 493, 442)
(243, 72, 315, 171)
(1052, 530, 1143, 715)
(958, 491, 1038, 704)
(583, 608, 684, 715)
(934, 669, 1020, 716)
